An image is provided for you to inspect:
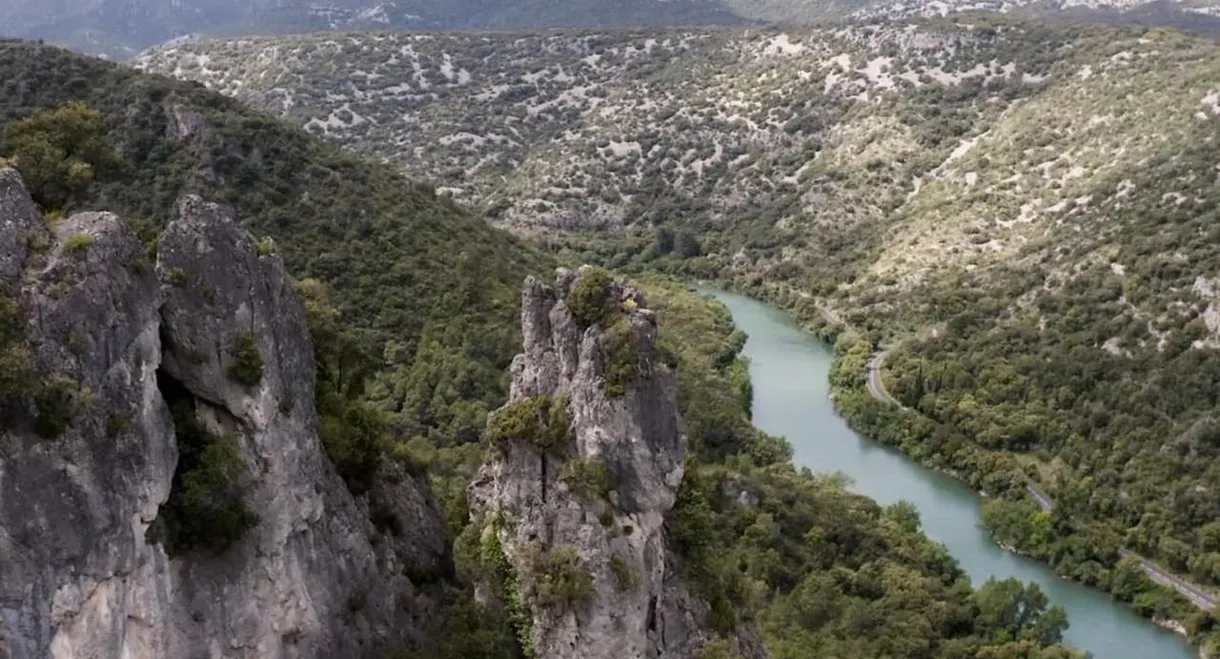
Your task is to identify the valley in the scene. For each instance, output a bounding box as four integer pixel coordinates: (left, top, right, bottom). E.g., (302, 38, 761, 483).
(137, 19, 1220, 655)
(1, 0, 1220, 655)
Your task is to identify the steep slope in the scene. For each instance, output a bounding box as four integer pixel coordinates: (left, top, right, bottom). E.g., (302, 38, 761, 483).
(0, 169, 447, 658)
(1, 39, 545, 448)
(466, 267, 760, 659)
(139, 21, 1220, 632)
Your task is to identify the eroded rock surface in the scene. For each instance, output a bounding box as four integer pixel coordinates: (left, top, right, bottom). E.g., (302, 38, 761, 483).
(0, 169, 443, 659)
(468, 266, 756, 659)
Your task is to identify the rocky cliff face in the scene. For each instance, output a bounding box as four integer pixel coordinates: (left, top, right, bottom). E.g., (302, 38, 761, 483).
(0, 167, 446, 659)
(467, 267, 753, 659)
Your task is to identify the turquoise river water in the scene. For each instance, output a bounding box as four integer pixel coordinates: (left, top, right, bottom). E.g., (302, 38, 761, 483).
(706, 288, 1195, 659)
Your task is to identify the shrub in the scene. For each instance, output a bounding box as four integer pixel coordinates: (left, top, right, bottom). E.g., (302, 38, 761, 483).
(603, 321, 640, 397)
(3, 101, 118, 211)
(318, 396, 385, 494)
(531, 545, 594, 610)
(487, 395, 570, 454)
(256, 237, 277, 256)
(610, 556, 639, 592)
(0, 296, 33, 403)
(697, 640, 742, 659)
(105, 412, 131, 438)
(227, 332, 264, 386)
(154, 396, 257, 554)
(478, 519, 533, 657)
(63, 232, 94, 253)
(566, 268, 617, 327)
(559, 457, 613, 500)
(33, 374, 90, 439)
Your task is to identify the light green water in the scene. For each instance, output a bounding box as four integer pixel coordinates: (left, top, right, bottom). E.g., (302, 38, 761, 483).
(707, 287, 1196, 659)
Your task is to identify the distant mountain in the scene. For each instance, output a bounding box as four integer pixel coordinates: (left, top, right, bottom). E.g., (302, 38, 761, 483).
(2, 0, 1219, 58)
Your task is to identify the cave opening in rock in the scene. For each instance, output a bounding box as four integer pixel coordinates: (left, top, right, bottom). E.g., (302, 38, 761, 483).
(146, 366, 257, 556)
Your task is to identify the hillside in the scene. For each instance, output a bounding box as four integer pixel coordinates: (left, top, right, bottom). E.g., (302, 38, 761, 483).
(138, 20, 1220, 628)
(0, 38, 547, 450)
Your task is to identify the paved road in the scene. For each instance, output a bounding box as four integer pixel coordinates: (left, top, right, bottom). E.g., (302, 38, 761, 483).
(1116, 548, 1219, 610)
(866, 351, 907, 410)
(867, 354, 1219, 612)
(1025, 485, 1054, 512)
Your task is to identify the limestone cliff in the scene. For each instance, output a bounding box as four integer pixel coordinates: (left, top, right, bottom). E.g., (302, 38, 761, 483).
(0, 168, 446, 659)
(468, 267, 758, 659)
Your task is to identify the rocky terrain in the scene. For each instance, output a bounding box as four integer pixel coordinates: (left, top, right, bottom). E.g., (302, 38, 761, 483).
(140, 20, 1220, 631)
(465, 267, 760, 659)
(0, 168, 449, 658)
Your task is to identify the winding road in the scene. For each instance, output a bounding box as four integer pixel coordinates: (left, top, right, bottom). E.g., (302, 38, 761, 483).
(869, 351, 1218, 613)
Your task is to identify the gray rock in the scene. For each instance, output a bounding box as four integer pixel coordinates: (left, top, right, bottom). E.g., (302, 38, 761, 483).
(166, 104, 205, 142)
(469, 268, 752, 659)
(0, 169, 44, 289)
(0, 175, 443, 659)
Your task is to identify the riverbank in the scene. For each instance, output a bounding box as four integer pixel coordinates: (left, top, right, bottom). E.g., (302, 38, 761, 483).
(705, 285, 1199, 659)
(708, 276, 1217, 657)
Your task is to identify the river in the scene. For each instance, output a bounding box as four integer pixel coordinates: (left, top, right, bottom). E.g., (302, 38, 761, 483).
(706, 288, 1195, 659)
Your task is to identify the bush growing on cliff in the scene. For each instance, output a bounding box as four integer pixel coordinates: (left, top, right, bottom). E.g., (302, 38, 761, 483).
(487, 395, 570, 454)
(610, 556, 639, 592)
(559, 457, 613, 500)
(2, 102, 121, 212)
(227, 332, 264, 386)
(603, 321, 640, 397)
(566, 268, 617, 327)
(0, 298, 31, 405)
(155, 397, 257, 554)
(32, 374, 91, 439)
(529, 545, 594, 611)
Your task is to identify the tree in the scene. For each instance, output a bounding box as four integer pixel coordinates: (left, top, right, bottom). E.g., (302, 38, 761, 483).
(3, 102, 118, 210)
(675, 231, 702, 258)
(971, 578, 1065, 644)
(655, 227, 675, 255)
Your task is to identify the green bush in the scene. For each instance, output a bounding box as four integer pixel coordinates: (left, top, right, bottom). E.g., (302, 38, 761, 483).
(255, 237, 277, 256)
(0, 296, 33, 404)
(63, 232, 94, 253)
(477, 519, 533, 658)
(531, 545, 594, 610)
(2, 101, 118, 211)
(559, 457, 613, 500)
(566, 268, 617, 327)
(609, 556, 638, 592)
(227, 332, 264, 386)
(155, 397, 257, 554)
(487, 395, 570, 454)
(603, 321, 640, 397)
(105, 412, 131, 438)
(318, 395, 386, 494)
(33, 374, 89, 439)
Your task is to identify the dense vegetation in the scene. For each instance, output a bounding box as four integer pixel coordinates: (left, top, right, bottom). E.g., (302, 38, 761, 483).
(641, 279, 1081, 659)
(230, 19, 1220, 645)
(0, 39, 548, 477)
(0, 38, 1130, 659)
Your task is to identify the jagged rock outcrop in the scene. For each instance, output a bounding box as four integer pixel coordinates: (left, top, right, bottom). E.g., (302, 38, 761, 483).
(0, 168, 444, 659)
(468, 266, 754, 659)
